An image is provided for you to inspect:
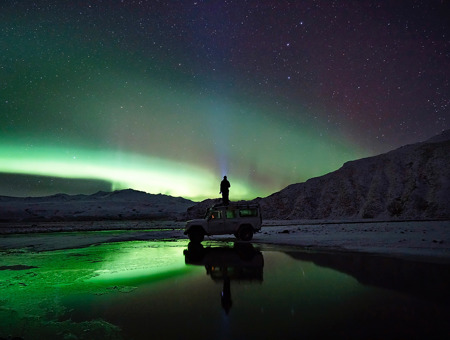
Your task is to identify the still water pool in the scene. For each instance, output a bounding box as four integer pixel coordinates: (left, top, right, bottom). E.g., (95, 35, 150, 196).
(0, 238, 449, 339)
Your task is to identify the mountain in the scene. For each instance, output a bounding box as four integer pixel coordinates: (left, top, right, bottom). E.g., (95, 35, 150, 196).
(0, 189, 194, 222)
(255, 130, 450, 220)
(2, 130, 449, 223)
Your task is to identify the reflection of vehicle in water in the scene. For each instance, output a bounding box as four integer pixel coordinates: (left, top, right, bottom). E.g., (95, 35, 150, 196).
(184, 203, 262, 243)
(184, 242, 264, 314)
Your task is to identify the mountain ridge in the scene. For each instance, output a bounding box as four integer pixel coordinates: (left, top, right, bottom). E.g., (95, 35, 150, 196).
(253, 129, 450, 220)
(1, 130, 449, 222)
(0, 189, 194, 222)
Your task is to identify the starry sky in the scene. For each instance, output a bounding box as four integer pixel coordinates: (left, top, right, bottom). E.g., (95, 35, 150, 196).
(1, 0, 449, 201)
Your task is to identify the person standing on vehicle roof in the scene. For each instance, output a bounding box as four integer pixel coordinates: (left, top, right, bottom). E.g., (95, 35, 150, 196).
(220, 176, 230, 205)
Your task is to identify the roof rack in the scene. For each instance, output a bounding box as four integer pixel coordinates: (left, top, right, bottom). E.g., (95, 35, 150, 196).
(210, 202, 260, 209)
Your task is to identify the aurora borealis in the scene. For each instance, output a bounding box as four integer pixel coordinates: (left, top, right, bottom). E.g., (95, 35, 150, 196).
(1, 1, 449, 200)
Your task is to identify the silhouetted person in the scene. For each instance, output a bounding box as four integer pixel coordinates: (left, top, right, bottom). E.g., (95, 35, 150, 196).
(220, 176, 230, 205)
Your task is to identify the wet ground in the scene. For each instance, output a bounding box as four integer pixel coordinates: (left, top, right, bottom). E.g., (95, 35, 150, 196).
(0, 231, 449, 339)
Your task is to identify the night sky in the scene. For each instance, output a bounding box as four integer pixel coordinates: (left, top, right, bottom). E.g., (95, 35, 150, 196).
(1, 1, 449, 201)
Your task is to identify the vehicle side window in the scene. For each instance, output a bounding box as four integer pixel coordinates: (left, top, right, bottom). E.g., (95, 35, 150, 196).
(226, 210, 236, 219)
(210, 211, 222, 219)
(239, 208, 258, 217)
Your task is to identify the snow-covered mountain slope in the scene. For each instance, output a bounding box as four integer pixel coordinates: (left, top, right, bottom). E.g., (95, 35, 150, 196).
(0, 189, 194, 222)
(256, 130, 450, 220)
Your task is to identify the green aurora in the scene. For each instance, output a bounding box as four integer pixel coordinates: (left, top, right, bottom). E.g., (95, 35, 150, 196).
(1, 1, 447, 200)
(1, 60, 365, 200)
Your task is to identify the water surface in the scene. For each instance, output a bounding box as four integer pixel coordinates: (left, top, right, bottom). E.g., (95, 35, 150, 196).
(0, 236, 449, 339)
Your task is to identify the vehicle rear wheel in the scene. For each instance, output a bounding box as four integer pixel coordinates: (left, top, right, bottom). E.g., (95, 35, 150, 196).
(238, 225, 253, 241)
(188, 228, 204, 243)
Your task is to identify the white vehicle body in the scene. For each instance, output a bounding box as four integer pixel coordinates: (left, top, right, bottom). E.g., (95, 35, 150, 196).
(184, 203, 262, 242)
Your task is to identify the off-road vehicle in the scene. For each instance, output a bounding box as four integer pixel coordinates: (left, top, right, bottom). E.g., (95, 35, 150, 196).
(184, 203, 262, 242)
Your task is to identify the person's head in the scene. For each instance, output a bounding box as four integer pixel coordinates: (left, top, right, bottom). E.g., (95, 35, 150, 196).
(223, 176, 227, 179)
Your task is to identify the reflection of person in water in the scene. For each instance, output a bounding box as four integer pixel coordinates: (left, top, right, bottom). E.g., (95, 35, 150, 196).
(184, 242, 264, 314)
(221, 276, 232, 314)
(220, 176, 230, 205)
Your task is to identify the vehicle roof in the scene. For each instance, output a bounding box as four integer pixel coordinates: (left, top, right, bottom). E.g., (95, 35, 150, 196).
(209, 203, 260, 210)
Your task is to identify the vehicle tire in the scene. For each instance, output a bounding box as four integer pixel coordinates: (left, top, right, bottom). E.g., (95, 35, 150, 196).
(238, 225, 253, 241)
(188, 228, 204, 243)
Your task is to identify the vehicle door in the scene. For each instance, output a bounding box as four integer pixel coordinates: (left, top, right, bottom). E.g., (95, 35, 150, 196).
(206, 210, 225, 234)
(224, 209, 240, 233)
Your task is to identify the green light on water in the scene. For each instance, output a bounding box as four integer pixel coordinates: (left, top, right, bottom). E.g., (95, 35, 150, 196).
(0, 239, 198, 339)
(87, 241, 191, 284)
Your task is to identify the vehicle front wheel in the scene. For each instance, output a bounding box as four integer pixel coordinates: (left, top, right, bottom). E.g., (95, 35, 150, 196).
(238, 225, 253, 241)
(188, 229, 204, 243)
